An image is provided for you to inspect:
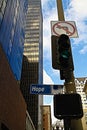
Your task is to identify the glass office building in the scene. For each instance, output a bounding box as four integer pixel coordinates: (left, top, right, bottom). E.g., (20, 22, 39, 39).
(0, 0, 28, 80)
(0, 0, 28, 129)
(20, 0, 43, 130)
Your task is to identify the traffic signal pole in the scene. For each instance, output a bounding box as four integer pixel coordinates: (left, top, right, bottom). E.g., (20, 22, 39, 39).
(56, 0, 76, 93)
(56, 0, 65, 21)
(56, 0, 83, 130)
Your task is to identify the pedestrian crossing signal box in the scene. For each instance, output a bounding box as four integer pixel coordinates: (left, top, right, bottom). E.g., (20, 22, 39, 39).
(54, 93, 83, 119)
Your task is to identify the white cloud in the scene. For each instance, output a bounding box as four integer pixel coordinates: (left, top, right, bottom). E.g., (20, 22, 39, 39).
(71, 0, 87, 20)
(42, 9, 58, 77)
(42, 0, 58, 61)
(65, 0, 87, 54)
(65, 0, 87, 20)
(43, 70, 57, 123)
(43, 69, 54, 84)
(41, 0, 49, 6)
(43, 8, 57, 49)
(79, 45, 87, 54)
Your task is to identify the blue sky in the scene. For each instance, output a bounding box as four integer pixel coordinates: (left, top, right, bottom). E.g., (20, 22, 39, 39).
(41, 0, 87, 123)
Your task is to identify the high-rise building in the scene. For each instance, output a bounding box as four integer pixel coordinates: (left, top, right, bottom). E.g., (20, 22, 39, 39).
(0, 0, 27, 130)
(75, 77, 87, 130)
(20, 0, 43, 130)
(75, 78, 87, 109)
(0, 0, 28, 81)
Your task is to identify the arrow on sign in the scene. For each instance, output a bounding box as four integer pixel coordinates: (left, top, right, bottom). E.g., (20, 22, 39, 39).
(51, 21, 78, 38)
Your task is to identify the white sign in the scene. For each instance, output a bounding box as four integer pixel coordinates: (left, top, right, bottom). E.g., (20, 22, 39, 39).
(51, 21, 78, 38)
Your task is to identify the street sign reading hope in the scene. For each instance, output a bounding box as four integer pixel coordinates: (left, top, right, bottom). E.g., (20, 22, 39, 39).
(30, 84, 63, 95)
(51, 21, 78, 38)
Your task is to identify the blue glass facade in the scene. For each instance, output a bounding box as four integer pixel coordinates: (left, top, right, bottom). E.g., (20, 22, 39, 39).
(0, 0, 28, 80)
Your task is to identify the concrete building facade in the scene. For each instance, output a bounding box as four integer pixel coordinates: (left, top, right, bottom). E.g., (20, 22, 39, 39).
(75, 78, 87, 130)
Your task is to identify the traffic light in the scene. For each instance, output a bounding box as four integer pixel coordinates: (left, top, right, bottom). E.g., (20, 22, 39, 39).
(54, 93, 83, 120)
(51, 35, 60, 69)
(58, 34, 74, 70)
(51, 34, 74, 71)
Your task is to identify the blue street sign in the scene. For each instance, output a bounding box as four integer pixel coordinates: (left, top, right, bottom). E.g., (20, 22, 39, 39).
(30, 84, 63, 95)
(30, 84, 51, 94)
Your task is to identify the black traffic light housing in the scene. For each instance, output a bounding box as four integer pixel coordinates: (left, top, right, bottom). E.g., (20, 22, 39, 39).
(51, 35, 60, 69)
(58, 34, 74, 70)
(54, 93, 83, 120)
(51, 34, 74, 71)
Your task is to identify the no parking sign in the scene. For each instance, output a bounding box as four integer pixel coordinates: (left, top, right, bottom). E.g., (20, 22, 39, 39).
(51, 21, 78, 38)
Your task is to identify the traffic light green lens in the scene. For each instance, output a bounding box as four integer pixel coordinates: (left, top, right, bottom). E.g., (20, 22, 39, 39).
(61, 50, 69, 59)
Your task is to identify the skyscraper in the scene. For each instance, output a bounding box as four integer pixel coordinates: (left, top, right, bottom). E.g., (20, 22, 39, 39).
(20, 0, 43, 130)
(0, 0, 28, 81)
(0, 0, 27, 129)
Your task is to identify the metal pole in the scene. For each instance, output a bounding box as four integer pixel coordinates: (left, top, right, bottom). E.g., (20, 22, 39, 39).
(56, 0, 65, 21)
(56, 0, 76, 93)
(64, 119, 71, 130)
(56, 1, 83, 130)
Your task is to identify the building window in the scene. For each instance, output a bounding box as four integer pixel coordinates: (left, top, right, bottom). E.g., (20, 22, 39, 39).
(85, 113, 87, 121)
(0, 0, 7, 26)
